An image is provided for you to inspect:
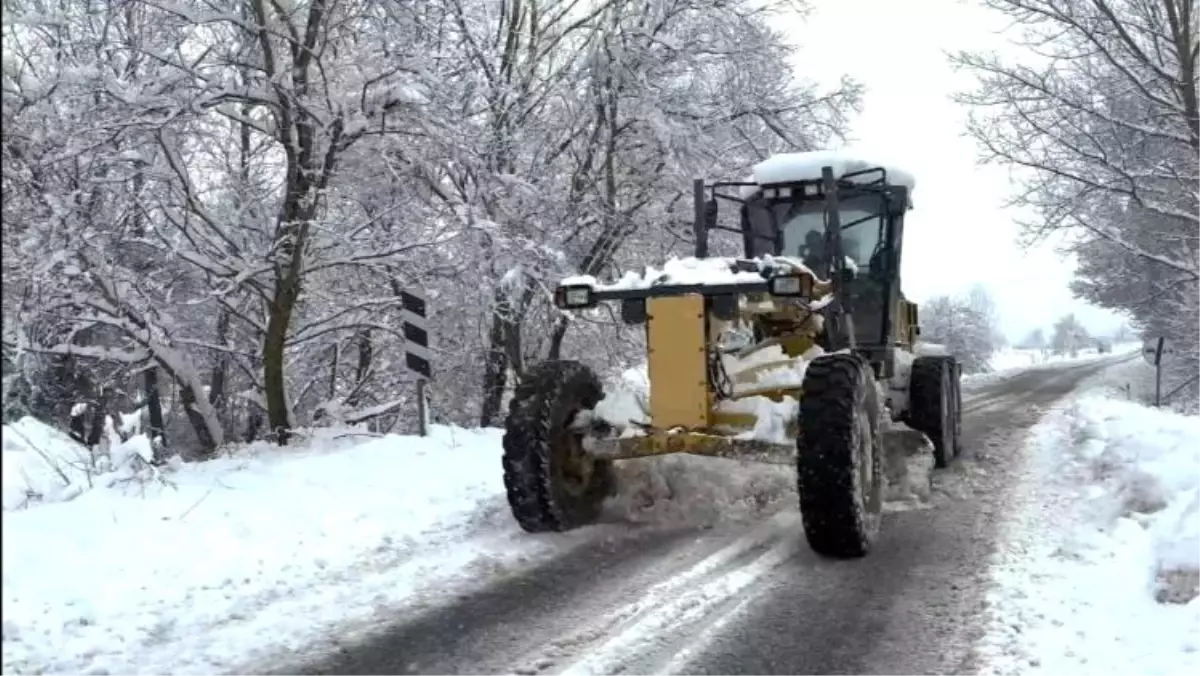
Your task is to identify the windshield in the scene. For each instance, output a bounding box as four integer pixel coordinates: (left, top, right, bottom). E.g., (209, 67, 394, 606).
(744, 194, 885, 272)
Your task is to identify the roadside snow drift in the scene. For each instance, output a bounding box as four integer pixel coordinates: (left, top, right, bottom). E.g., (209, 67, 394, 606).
(1, 421, 592, 675)
(977, 394, 1200, 675)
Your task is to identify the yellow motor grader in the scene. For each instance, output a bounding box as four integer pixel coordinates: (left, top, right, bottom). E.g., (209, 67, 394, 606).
(501, 153, 963, 558)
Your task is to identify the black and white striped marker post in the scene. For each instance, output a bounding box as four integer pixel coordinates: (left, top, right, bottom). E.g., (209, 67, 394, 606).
(401, 288, 432, 436)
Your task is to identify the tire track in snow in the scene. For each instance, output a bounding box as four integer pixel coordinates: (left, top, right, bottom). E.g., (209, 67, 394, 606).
(513, 512, 803, 675)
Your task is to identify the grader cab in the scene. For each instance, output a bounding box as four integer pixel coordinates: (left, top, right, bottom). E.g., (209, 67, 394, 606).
(501, 152, 963, 558)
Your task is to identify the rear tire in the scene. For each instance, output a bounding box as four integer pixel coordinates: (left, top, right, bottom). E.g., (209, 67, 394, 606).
(909, 356, 959, 468)
(502, 361, 614, 532)
(796, 353, 883, 558)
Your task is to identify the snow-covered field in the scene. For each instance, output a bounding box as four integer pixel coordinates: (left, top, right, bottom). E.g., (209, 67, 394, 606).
(2, 422, 602, 675)
(961, 342, 1140, 389)
(976, 370, 1200, 674)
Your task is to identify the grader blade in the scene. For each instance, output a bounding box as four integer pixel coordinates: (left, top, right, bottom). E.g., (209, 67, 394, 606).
(588, 432, 795, 465)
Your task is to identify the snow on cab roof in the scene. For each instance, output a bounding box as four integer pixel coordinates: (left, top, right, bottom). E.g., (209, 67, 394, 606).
(751, 150, 917, 196)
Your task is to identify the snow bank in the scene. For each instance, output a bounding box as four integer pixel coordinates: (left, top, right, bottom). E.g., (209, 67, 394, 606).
(1, 425, 593, 675)
(3, 417, 96, 510)
(977, 394, 1200, 675)
(752, 150, 917, 195)
(3, 417, 157, 511)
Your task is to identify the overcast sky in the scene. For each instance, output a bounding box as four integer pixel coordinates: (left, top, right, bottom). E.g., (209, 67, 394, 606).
(778, 0, 1127, 342)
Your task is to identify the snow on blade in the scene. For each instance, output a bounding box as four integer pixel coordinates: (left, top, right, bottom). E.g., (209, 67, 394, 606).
(976, 392, 1200, 675)
(752, 150, 917, 196)
(561, 256, 765, 291)
(0, 424, 600, 676)
(560, 255, 824, 293)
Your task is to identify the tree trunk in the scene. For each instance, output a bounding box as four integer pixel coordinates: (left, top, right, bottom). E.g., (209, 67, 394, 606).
(176, 375, 218, 457)
(69, 405, 88, 445)
(345, 329, 372, 408)
(208, 309, 230, 409)
(144, 366, 165, 457)
(262, 290, 295, 444)
(86, 388, 109, 448)
(327, 340, 339, 400)
(547, 316, 569, 361)
(478, 292, 511, 427)
(245, 409, 263, 443)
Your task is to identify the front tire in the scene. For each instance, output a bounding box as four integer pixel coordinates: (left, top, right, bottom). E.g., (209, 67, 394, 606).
(502, 361, 614, 532)
(796, 353, 883, 558)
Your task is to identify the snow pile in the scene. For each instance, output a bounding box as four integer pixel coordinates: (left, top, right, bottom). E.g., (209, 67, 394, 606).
(1, 425, 594, 676)
(594, 365, 651, 428)
(880, 419, 935, 511)
(3, 417, 158, 511)
(607, 456, 795, 527)
(1063, 397, 1200, 603)
(977, 394, 1200, 675)
(724, 343, 824, 392)
(751, 150, 917, 196)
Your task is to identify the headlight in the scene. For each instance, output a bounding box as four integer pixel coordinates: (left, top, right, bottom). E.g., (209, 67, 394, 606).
(767, 273, 812, 298)
(556, 285, 595, 309)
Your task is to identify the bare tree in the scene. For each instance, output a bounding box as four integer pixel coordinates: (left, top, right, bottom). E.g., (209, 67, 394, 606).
(952, 0, 1198, 407)
(1, 0, 865, 448)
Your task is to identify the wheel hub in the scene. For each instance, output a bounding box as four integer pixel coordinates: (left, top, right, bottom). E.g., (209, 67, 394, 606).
(556, 427, 595, 497)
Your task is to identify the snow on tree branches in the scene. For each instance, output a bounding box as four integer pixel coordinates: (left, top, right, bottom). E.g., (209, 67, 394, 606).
(917, 286, 1003, 374)
(1, 0, 862, 452)
(952, 0, 1199, 410)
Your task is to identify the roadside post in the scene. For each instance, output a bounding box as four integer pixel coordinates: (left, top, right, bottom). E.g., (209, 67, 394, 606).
(1141, 337, 1174, 407)
(402, 288, 432, 436)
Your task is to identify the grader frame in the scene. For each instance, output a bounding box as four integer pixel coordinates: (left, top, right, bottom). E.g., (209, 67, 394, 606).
(503, 156, 964, 559)
(555, 164, 914, 464)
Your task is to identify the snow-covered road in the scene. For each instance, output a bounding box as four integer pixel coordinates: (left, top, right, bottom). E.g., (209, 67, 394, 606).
(283, 355, 1183, 676)
(4, 352, 1195, 675)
